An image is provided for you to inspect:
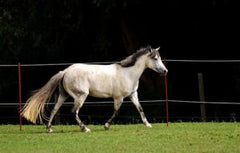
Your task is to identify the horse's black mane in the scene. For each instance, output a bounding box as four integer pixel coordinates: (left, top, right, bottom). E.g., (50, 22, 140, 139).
(118, 46, 152, 67)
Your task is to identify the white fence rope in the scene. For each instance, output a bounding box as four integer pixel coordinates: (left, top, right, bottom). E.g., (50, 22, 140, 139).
(1, 100, 240, 106)
(1, 59, 240, 106)
(0, 62, 115, 67)
(166, 59, 240, 63)
(1, 59, 240, 67)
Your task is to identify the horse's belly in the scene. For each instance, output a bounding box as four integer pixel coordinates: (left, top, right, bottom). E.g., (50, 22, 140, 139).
(89, 90, 112, 98)
(88, 81, 113, 98)
(89, 88, 131, 99)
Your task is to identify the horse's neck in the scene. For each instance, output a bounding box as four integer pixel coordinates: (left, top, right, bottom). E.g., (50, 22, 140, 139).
(124, 57, 147, 81)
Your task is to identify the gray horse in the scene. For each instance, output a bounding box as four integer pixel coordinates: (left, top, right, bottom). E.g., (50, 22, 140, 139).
(22, 46, 168, 132)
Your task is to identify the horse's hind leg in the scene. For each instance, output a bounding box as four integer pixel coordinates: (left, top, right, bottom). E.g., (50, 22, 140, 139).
(47, 87, 68, 133)
(73, 93, 90, 132)
(104, 97, 123, 130)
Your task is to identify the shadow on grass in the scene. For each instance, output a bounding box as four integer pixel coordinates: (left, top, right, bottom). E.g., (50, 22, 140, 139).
(18, 125, 112, 134)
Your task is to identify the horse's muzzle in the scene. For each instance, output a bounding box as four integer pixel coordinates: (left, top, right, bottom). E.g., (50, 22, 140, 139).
(153, 65, 168, 75)
(164, 69, 168, 75)
(158, 68, 168, 76)
(162, 69, 168, 76)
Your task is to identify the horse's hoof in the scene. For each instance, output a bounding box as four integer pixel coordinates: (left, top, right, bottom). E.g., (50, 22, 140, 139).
(104, 123, 110, 130)
(47, 128, 53, 133)
(82, 127, 91, 132)
(84, 128, 91, 132)
(146, 123, 152, 128)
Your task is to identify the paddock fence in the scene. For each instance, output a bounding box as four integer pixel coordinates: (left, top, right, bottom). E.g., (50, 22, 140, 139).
(1, 59, 240, 126)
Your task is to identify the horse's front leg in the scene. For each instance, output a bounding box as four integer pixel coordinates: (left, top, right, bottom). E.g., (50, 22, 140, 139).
(129, 92, 152, 128)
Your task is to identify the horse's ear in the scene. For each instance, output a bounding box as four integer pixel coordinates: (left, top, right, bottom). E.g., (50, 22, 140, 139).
(147, 46, 152, 52)
(155, 47, 160, 51)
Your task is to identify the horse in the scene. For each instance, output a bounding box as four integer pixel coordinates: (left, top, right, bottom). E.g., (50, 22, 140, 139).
(21, 46, 168, 133)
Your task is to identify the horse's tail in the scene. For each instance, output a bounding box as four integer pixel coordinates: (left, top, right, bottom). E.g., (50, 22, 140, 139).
(21, 71, 65, 124)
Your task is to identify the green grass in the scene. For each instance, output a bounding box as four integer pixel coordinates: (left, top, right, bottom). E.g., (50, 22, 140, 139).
(0, 123, 240, 153)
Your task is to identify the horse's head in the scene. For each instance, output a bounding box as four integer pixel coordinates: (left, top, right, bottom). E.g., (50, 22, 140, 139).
(146, 47, 168, 75)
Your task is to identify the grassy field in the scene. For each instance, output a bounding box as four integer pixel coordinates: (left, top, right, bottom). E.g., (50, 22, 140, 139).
(0, 123, 240, 153)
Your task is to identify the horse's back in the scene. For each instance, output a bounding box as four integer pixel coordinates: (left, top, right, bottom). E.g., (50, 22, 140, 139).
(66, 63, 115, 72)
(63, 63, 117, 98)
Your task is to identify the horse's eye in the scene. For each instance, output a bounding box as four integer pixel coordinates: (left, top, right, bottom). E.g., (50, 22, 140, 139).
(153, 58, 158, 60)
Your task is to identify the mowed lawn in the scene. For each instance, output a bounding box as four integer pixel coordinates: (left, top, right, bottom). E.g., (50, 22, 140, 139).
(0, 123, 240, 153)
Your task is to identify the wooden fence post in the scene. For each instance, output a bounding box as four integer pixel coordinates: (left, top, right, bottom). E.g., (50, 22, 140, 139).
(198, 73, 206, 121)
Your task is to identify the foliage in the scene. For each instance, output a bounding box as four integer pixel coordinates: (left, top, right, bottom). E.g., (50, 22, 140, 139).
(0, 0, 238, 121)
(0, 123, 240, 153)
(0, 0, 127, 64)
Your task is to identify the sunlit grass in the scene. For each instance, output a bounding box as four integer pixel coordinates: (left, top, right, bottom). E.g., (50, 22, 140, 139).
(0, 123, 240, 153)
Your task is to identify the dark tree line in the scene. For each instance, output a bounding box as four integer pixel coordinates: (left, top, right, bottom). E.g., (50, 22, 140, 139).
(1, 0, 239, 122)
(1, 0, 237, 64)
(0, 0, 144, 64)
